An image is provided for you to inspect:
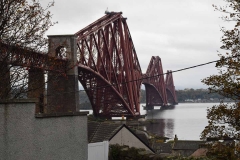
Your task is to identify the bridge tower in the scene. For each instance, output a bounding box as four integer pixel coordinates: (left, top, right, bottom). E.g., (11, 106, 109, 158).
(165, 70, 178, 104)
(0, 60, 10, 99)
(143, 56, 168, 109)
(46, 35, 80, 113)
(75, 12, 142, 117)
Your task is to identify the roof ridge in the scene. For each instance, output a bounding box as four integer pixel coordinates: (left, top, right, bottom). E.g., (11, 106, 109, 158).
(105, 123, 123, 140)
(91, 122, 123, 143)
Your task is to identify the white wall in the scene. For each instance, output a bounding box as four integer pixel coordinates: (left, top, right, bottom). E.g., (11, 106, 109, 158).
(110, 127, 153, 153)
(88, 141, 109, 160)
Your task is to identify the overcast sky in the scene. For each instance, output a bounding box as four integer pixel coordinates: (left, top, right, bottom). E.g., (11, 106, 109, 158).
(41, 0, 232, 90)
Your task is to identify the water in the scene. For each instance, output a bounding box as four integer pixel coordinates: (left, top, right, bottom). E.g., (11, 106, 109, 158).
(83, 103, 219, 140)
(140, 103, 219, 140)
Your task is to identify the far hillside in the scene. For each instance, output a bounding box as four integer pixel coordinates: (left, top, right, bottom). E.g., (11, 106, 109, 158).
(79, 88, 230, 109)
(175, 88, 226, 103)
(140, 88, 226, 103)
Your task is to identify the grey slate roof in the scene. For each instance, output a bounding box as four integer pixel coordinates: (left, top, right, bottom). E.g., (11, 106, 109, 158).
(173, 140, 205, 150)
(88, 121, 100, 143)
(154, 143, 172, 153)
(88, 121, 122, 143)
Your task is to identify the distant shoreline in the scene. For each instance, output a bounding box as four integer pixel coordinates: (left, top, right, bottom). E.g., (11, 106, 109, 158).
(179, 101, 234, 103)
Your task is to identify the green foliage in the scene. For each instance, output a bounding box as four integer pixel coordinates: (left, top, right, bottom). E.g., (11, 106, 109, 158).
(164, 156, 211, 160)
(109, 144, 154, 160)
(205, 142, 237, 160)
(109, 144, 211, 160)
(201, 0, 240, 159)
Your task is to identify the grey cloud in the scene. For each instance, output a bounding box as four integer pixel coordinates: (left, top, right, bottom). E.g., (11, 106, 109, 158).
(42, 0, 229, 89)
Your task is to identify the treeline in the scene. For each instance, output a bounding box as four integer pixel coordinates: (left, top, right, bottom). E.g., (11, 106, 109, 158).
(79, 88, 224, 109)
(175, 89, 223, 102)
(141, 88, 224, 103)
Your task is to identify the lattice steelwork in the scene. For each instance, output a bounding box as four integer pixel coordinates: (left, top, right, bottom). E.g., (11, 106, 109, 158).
(75, 12, 142, 117)
(0, 42, 68, 72)
(143, 56, 168, 107)
(165, 70, 178, 104)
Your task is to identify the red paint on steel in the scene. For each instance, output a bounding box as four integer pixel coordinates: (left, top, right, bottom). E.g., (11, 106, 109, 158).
(0, 42, 68, 73)
(165, 70, 178, 104)
(143, 56, 168, 107)
(75, 12, 142, 117)
(2, 12, 178, 116)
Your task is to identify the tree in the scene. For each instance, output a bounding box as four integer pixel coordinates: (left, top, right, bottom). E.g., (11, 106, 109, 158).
(201, 0, 240, 158)
(0, 0, 56, 99)
(108, 144, 154, 160)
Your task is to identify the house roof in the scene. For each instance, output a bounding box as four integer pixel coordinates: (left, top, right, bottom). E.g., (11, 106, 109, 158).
(135, 133, 149, 145)
(173, 140, 205, 150)
(88, 121, 121, 143)
(88, 121, 155, 153)
(191, 148, 208, 158)
(154, 143, 172, 153)
(88, 121, 101, 142)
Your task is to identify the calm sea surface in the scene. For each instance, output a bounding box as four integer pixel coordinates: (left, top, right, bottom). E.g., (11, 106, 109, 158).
(140, 103, 219, 140)
(84, 103, 219, 140)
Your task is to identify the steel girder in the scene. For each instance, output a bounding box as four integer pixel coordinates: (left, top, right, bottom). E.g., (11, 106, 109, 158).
(165, 70, 178, 104)
(143, 83, 164, 108)
(0, 42, 68, 73)
(143, 56, 168, 107)
(75, 12, 142, 117)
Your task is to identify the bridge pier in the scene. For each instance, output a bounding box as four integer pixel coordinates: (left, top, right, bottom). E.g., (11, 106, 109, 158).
(46, 35, 80, 113)
(0, 62, 10, 99)
(28, 68, 45, 113)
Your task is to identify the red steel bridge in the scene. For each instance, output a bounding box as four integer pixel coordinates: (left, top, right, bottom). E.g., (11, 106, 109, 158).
(1, 12, 177, 118)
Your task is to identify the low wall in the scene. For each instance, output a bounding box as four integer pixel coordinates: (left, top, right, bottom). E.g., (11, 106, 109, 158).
(88, 141, 109, 160)
(0, 99, 88, 160)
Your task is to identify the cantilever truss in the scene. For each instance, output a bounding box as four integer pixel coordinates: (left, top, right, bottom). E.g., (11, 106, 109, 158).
(75, 12, 142, 117)
(143, 56, 168, 107)
(165, 70, 178, 104)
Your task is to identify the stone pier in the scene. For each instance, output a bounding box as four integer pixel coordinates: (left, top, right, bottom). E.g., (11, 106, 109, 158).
(46, 35, 80, 113)
(28, 68, 45, 113)
(0, 62, 10, 99)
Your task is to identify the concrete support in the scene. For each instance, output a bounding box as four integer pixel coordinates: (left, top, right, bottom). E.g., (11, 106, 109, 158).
(46, 35, 80, 113)
(0, 100, 88, 160)
(28, 68, 45, 113)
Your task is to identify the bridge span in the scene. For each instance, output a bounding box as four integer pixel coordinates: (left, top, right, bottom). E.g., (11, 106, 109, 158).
(143, 56, 177, 110)
(1, 12, 177, 118)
